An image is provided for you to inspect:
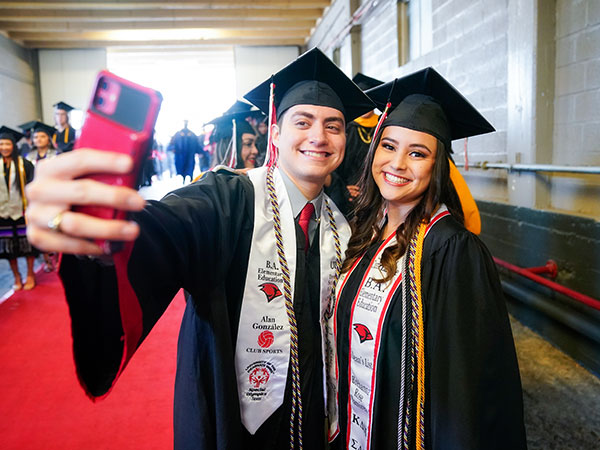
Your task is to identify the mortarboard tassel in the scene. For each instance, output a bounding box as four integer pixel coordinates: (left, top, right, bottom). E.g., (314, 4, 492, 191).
(264, 78, 278, 168)
(371, 79, 397, 143)
(227, 118, 238, 168)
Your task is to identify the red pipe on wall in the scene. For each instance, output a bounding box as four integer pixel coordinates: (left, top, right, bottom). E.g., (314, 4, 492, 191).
(493, 257, 600, 312)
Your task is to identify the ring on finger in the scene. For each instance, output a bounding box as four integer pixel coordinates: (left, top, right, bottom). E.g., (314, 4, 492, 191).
(47, 211, 66, 233)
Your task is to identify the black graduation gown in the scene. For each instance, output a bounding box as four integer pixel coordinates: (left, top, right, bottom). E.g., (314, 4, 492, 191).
(59, 171, 328, 450)
(170, 129, 199, 178)
(53, 125, 76, 153)
(333, 216, 527, 450)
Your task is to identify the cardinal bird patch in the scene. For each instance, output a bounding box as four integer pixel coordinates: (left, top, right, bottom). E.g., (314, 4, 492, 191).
(353, 323, 373, 343)
(259, 283, 282, 302)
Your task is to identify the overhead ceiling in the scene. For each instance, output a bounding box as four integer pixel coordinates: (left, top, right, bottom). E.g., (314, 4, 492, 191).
(0, 0, 330, 50)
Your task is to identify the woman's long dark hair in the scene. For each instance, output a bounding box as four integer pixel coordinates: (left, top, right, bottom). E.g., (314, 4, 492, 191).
(342, 127, 464, 283)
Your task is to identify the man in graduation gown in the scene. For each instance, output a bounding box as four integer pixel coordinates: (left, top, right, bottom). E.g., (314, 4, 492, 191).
(52, 101, 77, 153)
(169, 120, 200, 184)
(25, 48, 375, 450)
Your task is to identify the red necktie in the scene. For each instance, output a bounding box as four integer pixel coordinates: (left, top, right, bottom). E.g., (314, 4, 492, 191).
(298, 202, 315, 252)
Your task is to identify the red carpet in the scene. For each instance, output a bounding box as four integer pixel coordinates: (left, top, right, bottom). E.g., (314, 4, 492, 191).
(0, 269, 184, 450)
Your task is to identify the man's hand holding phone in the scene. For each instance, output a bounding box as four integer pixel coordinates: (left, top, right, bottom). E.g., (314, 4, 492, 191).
(26, 150, 146, 255)
(26, 71, 162, 255)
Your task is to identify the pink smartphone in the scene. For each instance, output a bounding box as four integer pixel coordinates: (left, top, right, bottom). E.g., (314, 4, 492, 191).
(73, 70, 162, 253)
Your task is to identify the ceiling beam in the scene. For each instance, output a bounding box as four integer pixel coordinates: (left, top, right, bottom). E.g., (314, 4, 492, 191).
(10, 29, 311, 41)
(0, 19, 316, 31)
(0, 1, 330, 9)
(0, 8, 324, 21)
(22, 37, 306, 49)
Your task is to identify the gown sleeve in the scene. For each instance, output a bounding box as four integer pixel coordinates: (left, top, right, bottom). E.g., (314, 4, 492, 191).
(422, 224, 527, 449)
(59, 171, 254, 399)
(23, 158, 34, 183)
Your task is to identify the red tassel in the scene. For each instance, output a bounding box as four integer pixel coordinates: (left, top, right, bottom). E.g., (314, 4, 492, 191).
(372, 101, 391, 142)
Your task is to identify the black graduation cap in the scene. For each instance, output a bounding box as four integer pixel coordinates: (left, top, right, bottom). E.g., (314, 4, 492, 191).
(243, 47, 375, 123)
(207, 113, 256, 134)
(206, 111, 258, 142)
(53, 101, 75, 112)
(17, 120, 38, 133)
(0, 126, 25, 143)
(352, 72, 384, 91)
(366, 67, 494, 149)
(30, 121, 56, 137)
(224, 100, 254, 115)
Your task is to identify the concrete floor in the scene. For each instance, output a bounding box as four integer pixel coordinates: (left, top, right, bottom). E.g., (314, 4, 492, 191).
(511, 317, 600, 449)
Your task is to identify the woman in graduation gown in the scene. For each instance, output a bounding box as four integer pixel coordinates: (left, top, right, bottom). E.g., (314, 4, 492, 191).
(326, 68, 527, 450)
(214, 113, 260, 170)
(26, 121, 58, 164)
(0, 127, 36, 290)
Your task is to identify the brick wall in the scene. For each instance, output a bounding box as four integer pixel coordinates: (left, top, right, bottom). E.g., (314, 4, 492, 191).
(360, 1, 399, 81)
(554, 0, 600, 165)
(308, 0, 351, 69)
(551, 0, 600, 217)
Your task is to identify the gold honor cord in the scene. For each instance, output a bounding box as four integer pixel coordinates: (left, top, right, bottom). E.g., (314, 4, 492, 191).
(413, 223, 427, 450)
(357, 126, 374, 144)
(402, 222, 427, 449)
(17, 157, 27, 213)
(52, 127, 70, 146)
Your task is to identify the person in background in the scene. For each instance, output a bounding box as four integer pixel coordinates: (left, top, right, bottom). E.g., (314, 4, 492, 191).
(27, 122, 58, 165)
(335, 73, 384, 203)
(169, 120, 200, 184)
(26, 121, 58, 271)
(206, 111, 259, 171)
(207, 100, 264, 169)
(17, 120, 37, 157)
(234, 120, 259, 170)
(0, 127, 36, 290)
(326, 68, 526, 450)
(255, 116, 268, 166)
(25, 48, 374, 450)
(52, 102, 77, 153)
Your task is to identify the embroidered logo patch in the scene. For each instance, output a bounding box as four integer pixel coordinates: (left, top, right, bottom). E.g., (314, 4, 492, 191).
(353, 323, 373, 343)
(258, 330, 274, 348)
(259, 282, 282, 302)
(249, 367, 270, 388)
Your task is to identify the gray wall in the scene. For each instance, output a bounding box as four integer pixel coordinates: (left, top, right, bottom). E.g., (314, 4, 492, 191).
(0, 34, 40, 129)
(38, 49, 107, 125)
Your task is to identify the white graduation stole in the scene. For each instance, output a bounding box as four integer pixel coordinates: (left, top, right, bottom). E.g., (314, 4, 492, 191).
(0, 159, 25, 220)
(327, 206, 450, 449)
(235, 166, 350, 434)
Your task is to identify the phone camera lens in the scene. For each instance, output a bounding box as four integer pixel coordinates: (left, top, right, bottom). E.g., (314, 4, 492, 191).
(97, 97, 104, 105)
(101, 81, 108, 90)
